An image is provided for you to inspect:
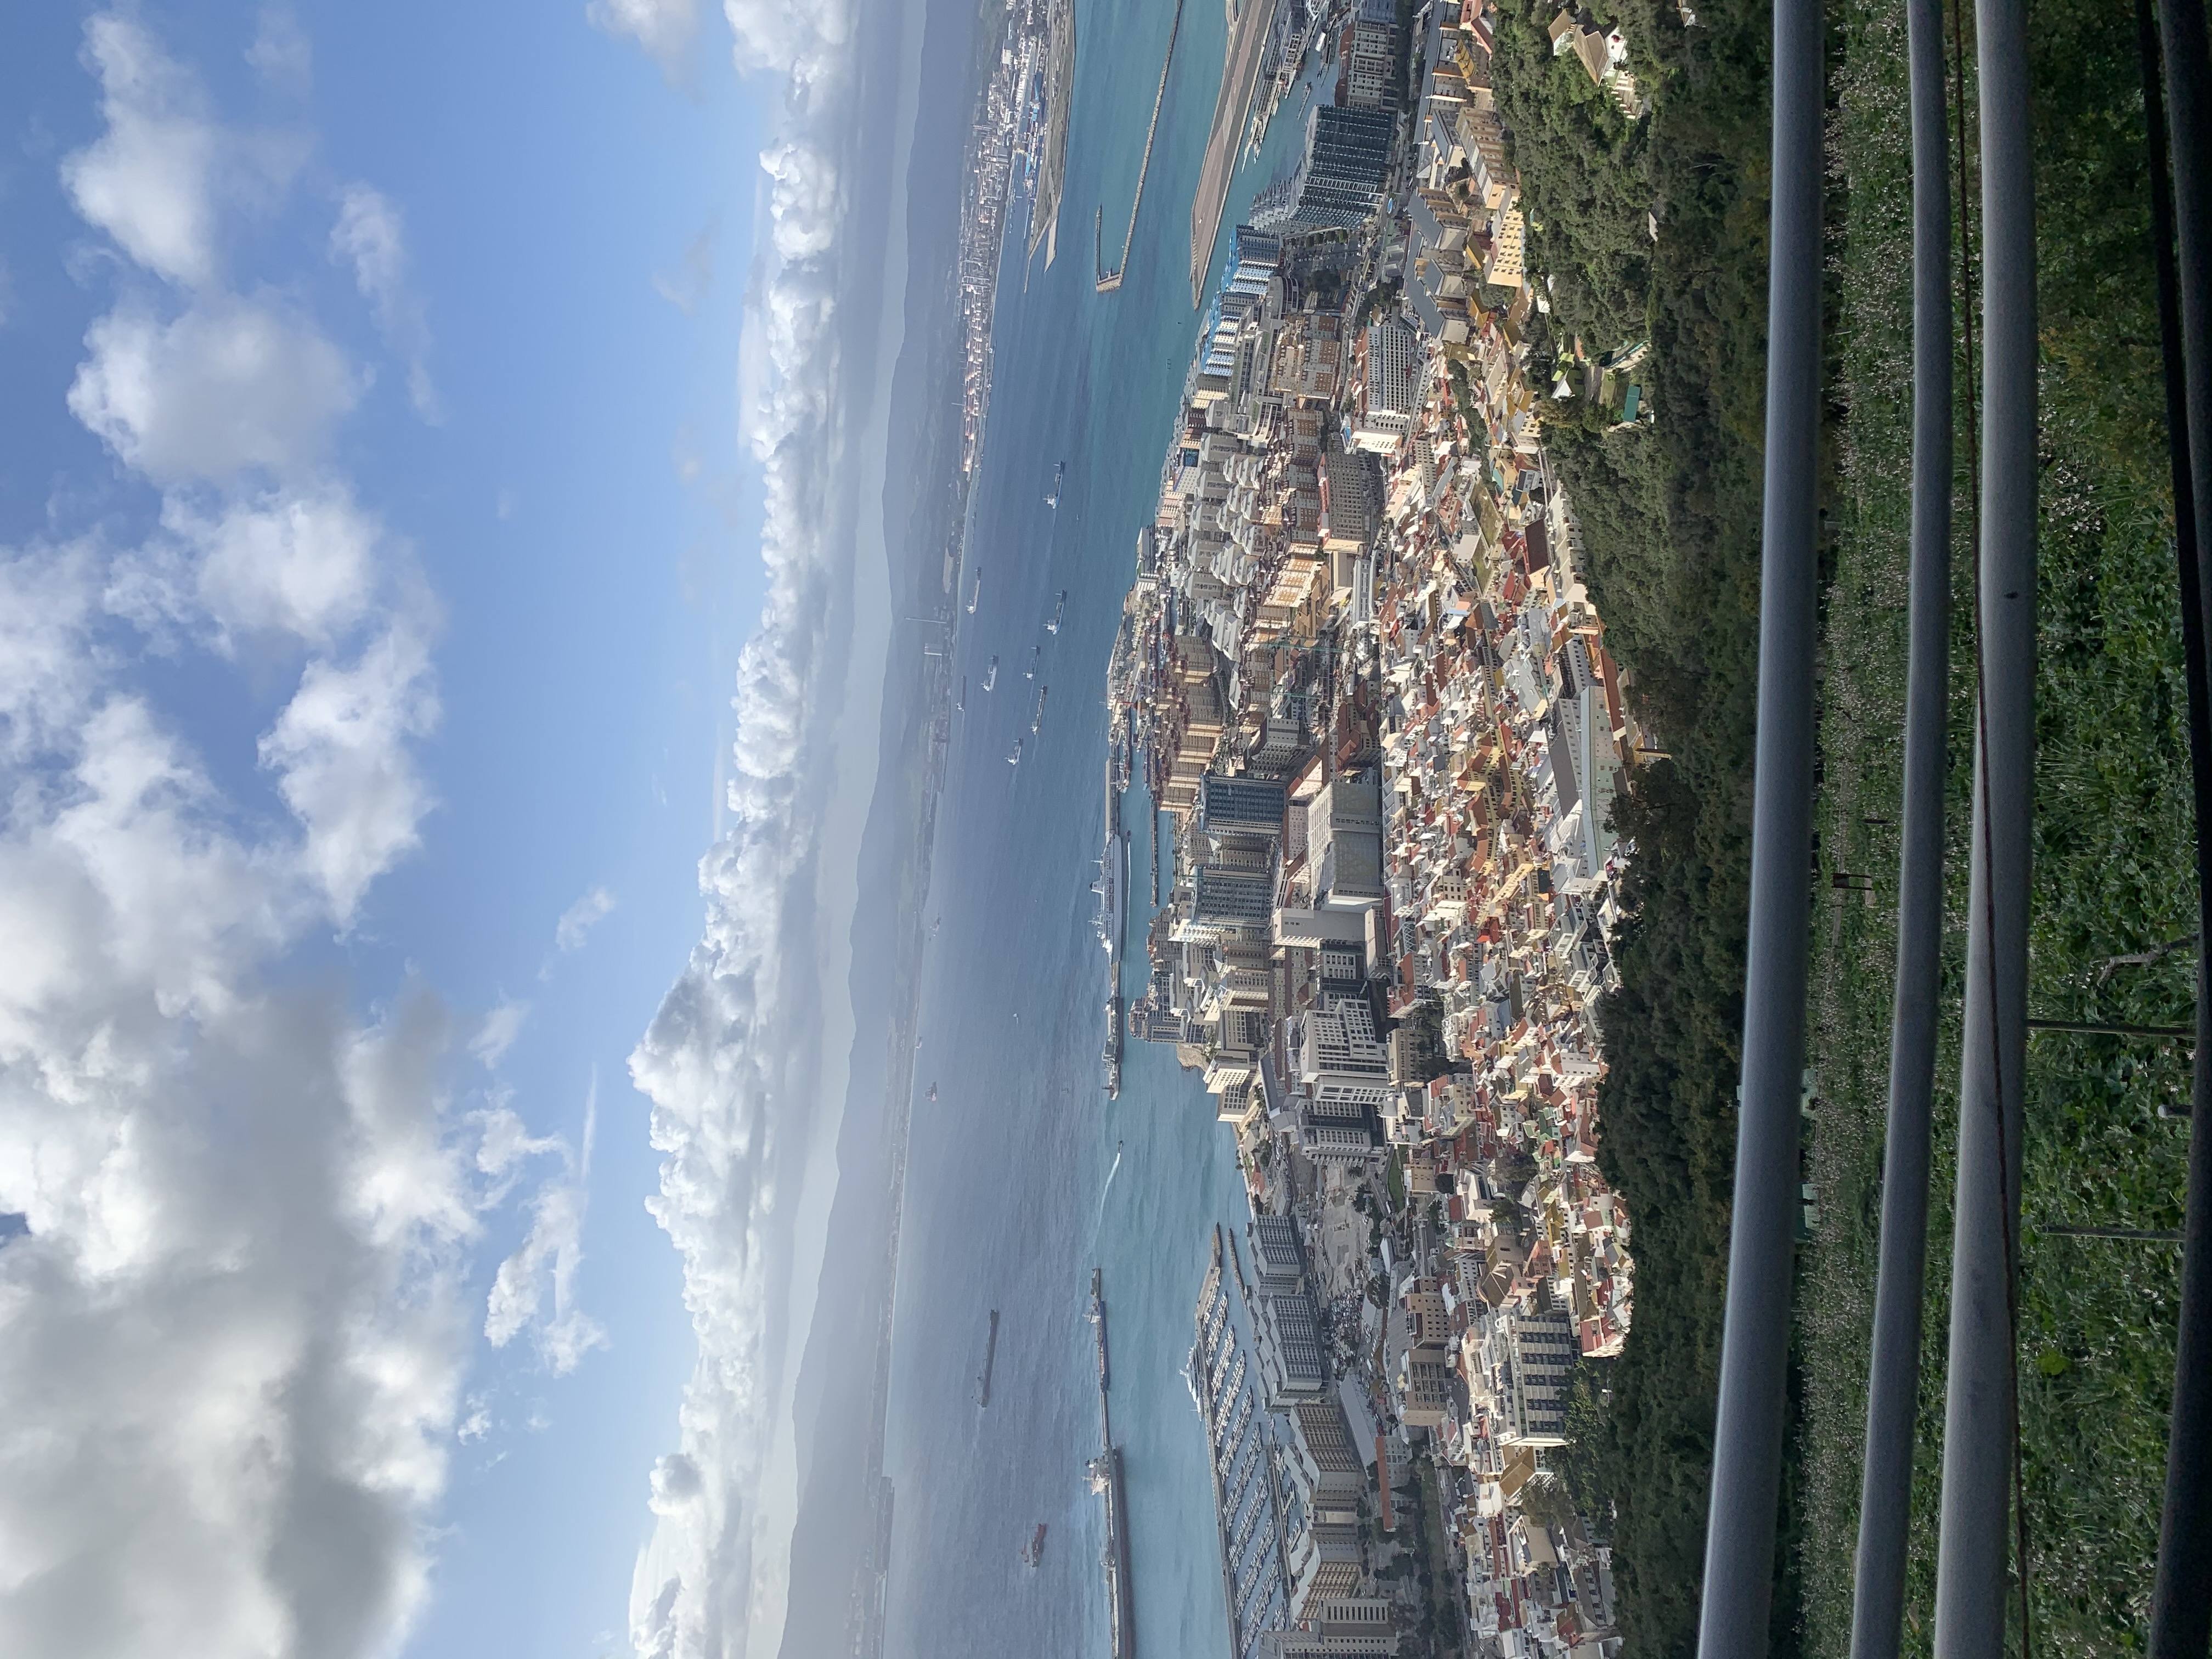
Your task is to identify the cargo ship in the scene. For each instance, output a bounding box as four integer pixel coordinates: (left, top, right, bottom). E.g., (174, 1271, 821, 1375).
(976, 1309, 998, 1407)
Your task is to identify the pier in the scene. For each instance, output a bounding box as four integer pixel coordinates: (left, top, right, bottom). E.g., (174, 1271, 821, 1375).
(1095, 0, 1186, 293)
(1088, 1269, 1136, 1658)
(1188, 0, 1279, 305)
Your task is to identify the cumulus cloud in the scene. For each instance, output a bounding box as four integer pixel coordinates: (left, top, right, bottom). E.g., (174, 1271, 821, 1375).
(622, 0, 875, 1652)
(69, 298, 359, 483)
(0, 534, 473, 1658)
(0, 16, 537, 1659)
(331, 185, 439, 420)
(60, 14, 301, 289)
(555, 885, 618, 953)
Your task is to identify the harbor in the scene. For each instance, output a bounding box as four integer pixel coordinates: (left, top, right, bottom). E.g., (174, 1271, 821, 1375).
(1094, 0, 1186, 292)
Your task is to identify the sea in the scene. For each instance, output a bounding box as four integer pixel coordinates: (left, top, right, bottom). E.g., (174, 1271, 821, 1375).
(880, 2, 1334, 1654)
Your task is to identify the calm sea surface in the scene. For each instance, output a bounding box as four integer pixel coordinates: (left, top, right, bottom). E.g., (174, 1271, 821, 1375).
(881, 3, 1330, 1654)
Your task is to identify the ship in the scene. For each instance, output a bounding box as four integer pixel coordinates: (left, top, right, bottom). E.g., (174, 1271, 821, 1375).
(1026, 644, 1041, 680)
(1046, 589, 1067, 634)
(927, 1082, 938, 1102)
(967, 569, 983, 614)
(977, 1308, 998, 1407)
(1094, 774, 1127, 1097)
(957, 677, 966, 713)
(1032, 685, 1048, 734)
(983, 656, 998, 692)
(1045, 461, 1064, 508)
(1020, 1521, 1047, 1566)
(1090, 1267, 1110, 1391)
(1008, 738, 1024, 767)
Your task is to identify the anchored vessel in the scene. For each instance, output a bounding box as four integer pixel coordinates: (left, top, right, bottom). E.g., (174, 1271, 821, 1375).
(976, 1308, 998, 1407)
(983, 656, 998, 692)
(1087, 1268, 1135, 1658)
(1096, 770, 1127, 1096)
(1033, 685, 1048, 734)
(1020, 1521, 1048, 1566)
(1046, 589, 1067, 634)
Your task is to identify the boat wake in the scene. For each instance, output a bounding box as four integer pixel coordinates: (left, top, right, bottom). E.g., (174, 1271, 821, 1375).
(1091, 1144, 1123, 1238)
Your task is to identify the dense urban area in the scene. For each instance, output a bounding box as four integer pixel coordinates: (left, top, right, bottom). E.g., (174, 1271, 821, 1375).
(1098, 0, 1649, 1652)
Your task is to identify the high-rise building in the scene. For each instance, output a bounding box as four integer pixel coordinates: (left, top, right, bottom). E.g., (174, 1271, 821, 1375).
(1501, 1307, 1576, 1447)
(1352, 317, 1422, 454)
(1252, 106, 1395, 232)
(1193, 864, 1276, 930)
(1200, 773, 1290, 839)
(1343, 0, 1400, 108)
(1199, 225, 1283, 379)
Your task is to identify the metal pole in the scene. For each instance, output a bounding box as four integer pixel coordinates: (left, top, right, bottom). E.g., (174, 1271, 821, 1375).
(1933, 0, 2036, 1642)
(1693, 0, 1823, 1649)
(2149, 0, 2212, 1641)
(1848, 0, 1954, 1643)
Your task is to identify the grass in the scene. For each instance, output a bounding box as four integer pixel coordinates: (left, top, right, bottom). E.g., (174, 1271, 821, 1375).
(1795, 0, 2194, 1650)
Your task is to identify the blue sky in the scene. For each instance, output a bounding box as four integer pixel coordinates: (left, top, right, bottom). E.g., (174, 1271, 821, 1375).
(0, 4, 793, 1656)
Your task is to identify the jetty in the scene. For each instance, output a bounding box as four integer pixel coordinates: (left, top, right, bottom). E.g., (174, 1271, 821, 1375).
(1188, 0, 1280, 305)
(1027, 0, 1078, 267)
(1096, 0, 1187, 293)
(1087, 1268, 1136, 1658)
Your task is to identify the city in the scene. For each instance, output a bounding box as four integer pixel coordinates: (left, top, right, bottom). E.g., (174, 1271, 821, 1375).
(1092, 1, 1643, 1651)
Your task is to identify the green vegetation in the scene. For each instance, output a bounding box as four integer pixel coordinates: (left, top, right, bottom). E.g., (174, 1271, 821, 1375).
(1797, 0, 2193, 1651)
(1491, 0, 1784, 1651)
(1487, 0, 2196, 1645)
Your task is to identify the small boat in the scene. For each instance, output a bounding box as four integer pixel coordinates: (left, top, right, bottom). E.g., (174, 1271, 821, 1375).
(1019, 1521, 1047, 1565)
(967, 570, 983, 614)
(1046, 590, 1066, 635)
(983, 657, 998, 692)
(1044, 461, 1064, 509)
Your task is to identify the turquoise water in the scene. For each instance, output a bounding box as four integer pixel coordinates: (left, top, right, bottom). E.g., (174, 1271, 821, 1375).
(879, 3, 1329, 1654)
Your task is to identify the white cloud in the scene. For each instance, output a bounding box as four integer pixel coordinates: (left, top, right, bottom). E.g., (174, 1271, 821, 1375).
(555, 885, 618, 953)
(625, 0, 873, 1652)
(0, 19, 518, 1658)
(60, 15, 221, 287)
(331, 185, 439, 421)
(170, 486, 383, 647)
(484, 1079, 605, 1375)
(469, 1000, 531, 1069)
(60, 14, 302, 290)
(259, 625, 439, 924)
(69, 299, 359, 483)
(590, 0, 702, 72)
